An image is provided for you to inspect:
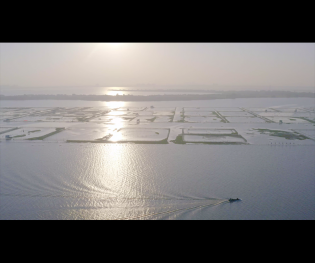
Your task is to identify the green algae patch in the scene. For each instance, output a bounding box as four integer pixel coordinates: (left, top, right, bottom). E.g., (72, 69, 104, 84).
(183, 134, 247, 144)
(300, 117, 315, 124)
(77, 117, 88, 122)
(171, 129, 245, 144)
(27, 128, 65, 140)
(184, 128, 238, 135)
(171, 134, 247, 144)
(170, 135, 185, 144)
(122, 117, 135, 121)
(12, 134, 26, 138)
(146, 117, 157, 122)
(0, 127, 19, 135)
(29, 130, 41, 133)
(254, 129, 308, 140)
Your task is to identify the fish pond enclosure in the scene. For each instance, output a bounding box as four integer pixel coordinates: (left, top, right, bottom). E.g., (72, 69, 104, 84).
(1, 105, 314, 145)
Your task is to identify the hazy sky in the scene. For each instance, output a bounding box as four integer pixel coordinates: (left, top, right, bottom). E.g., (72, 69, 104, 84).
(0, 43, 314, 89)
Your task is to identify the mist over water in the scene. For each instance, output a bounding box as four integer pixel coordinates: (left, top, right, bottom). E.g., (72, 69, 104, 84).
(1, 85, 314, 96)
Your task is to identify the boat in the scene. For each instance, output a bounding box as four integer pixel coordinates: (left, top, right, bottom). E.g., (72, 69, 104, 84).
(228, 198, 240, 202)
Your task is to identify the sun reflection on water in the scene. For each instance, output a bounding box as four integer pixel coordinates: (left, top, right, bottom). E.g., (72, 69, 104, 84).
(109, 119, 124, 142)
(98, 144, 136, 200)
(106, 101, 126, 109)
(110, 130, 123, 142)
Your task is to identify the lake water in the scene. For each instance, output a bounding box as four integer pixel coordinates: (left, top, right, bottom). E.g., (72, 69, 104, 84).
(1, 143, 314, 220)
(1, 98, 314, 220)
(1, 97, 314, 108)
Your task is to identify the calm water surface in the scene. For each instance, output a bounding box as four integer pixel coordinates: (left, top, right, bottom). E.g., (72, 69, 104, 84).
(1, 143, 314, 220)
(1, 97, 314, 108)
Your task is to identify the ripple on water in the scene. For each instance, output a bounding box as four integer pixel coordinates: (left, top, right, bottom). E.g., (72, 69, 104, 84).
(1, 143, 315, 220)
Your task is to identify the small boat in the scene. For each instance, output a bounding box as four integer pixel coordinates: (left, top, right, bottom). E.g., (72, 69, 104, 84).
(228, 198, 240, 202)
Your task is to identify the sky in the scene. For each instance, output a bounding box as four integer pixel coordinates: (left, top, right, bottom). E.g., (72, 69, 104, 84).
(0, 43, 314, 90)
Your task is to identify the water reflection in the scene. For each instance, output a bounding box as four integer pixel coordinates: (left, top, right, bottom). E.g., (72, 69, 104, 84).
(110, 130, 123, 142)
(106, 101, 126, 109)
(1, 143, 315, 220)
(109, 119, 124, 141)
(97, 145, 143, 219)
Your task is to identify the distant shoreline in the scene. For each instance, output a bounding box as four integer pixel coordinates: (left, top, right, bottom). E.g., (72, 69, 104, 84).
(0, 91, 314, 101)
(109, 89, 221, 92)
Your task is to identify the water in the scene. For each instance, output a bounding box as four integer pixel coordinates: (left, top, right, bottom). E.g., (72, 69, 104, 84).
(1, 98, 314, 220)
(1, 97, 314, 108)
(1, 143, 314, 220)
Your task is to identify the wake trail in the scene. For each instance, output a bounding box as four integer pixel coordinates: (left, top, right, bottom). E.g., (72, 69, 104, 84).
(116, 199, 229, 220)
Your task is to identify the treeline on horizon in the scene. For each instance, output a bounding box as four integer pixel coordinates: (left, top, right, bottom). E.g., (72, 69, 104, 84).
(0, 91, 314, 101)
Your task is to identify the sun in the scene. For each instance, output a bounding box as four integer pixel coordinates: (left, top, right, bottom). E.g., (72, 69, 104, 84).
(107, 43, 123, 48)
(87, 43, 126, 60)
